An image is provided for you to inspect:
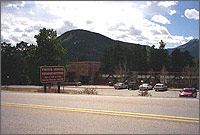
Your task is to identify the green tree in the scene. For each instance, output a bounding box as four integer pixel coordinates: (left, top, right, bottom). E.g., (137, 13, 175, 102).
(149, 40, 169, 72)
(1, 42, 18, 85)
(169, 49, 194, 72)
(15, 41, 30, 84)
(34, 28, 67, 66)
(130, 45, 148, 71)
(1, 41, 39, 85)
(170, 48, 185, 72)
(24, 44, 39, 84)
(182, 51, 194, 67)
(101, 44, 149, 72)
(101, 46, 114, 71)
(159, 40, 166, 49)
(31, 28, 67, 85)
(1, 41, 29, 85)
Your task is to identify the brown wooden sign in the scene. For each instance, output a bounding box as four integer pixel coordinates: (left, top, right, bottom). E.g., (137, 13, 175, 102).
(40, 66, 65, 83)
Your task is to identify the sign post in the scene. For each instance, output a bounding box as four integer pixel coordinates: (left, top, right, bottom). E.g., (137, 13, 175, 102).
(58, 82, 60, 93)
(40, 66, 65, 93)
(44, 84, 47, 93)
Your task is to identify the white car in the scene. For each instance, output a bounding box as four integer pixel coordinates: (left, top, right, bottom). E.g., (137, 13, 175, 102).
(114, 83, 127, 89)
(154, 83, 167, 91)
(139, 83, 153, 90)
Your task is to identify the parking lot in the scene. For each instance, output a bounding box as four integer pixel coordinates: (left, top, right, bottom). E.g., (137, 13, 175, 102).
(62, 85, 199, 99)
(2, 85, 199, 99)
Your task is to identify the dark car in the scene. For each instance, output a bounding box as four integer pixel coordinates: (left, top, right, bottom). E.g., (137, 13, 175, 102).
(128, 82, 138, 90)
(108, 82, 114, 86)
(179, 88, 197, 98)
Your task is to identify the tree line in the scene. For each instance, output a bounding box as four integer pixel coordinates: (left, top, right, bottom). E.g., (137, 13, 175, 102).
(100, 40, 198, 73)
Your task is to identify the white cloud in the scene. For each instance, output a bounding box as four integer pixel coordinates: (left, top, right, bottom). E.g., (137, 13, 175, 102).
(57, 21, 77, 35)
(146, 1, 152, 6)
(184, 9, 199, 20)
(86, 20, 93, 25)
(1, 11, 55, 45)
(140, 1, 178, 20)
(157, 1, 178, 8)
(30, 9, 35, 15)
(5, 1, 25, 9)
(1, 1, 197, 48)
(169, 10, 176, 16)
(140, 4, 147, 9)
(151, 15, 171, 24)
(185, 36, 194, 41)
(14, 28, 23, 32)
(129, 26, 142, 36)
(140, 1, 152, 8)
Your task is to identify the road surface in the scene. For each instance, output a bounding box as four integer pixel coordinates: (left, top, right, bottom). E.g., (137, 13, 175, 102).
(3, 85, 199, 98)
(1, 90, 199, 134)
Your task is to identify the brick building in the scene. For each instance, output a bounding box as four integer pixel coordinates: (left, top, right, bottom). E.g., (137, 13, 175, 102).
(66, 61, 199, 88)
(67, 61, 100, 84)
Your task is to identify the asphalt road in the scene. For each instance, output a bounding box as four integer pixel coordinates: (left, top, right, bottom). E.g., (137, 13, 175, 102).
(1, 90, 199, 134)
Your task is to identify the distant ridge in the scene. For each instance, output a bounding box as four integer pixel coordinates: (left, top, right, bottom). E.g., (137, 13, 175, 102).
(167, 39, 199, 57)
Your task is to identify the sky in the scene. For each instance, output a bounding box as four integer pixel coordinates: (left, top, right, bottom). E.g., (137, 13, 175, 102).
(1, 1, 199, 48)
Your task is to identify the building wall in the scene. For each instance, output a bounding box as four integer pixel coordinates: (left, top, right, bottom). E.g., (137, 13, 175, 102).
(98, 71, 199, 88)
(67, 61, 100, 84)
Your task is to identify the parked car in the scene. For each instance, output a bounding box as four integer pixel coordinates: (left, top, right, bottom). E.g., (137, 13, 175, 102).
(128, 82, 138, 90)
(139, 83, 153, 90)
(108, 82, 114, 86)
(75, 82, 82, 86)
(154, 83, 168, 91)
(179, 88, 197, 98)
(114, 83, 127, 89)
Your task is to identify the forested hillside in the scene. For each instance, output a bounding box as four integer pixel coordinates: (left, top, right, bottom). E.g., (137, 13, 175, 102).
(58, 29, 150, 62)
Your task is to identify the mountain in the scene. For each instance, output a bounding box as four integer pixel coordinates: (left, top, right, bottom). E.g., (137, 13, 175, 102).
(167, 39, 199, 57)
(58, 29, 199, 62)
(58, 29, 150, 62)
